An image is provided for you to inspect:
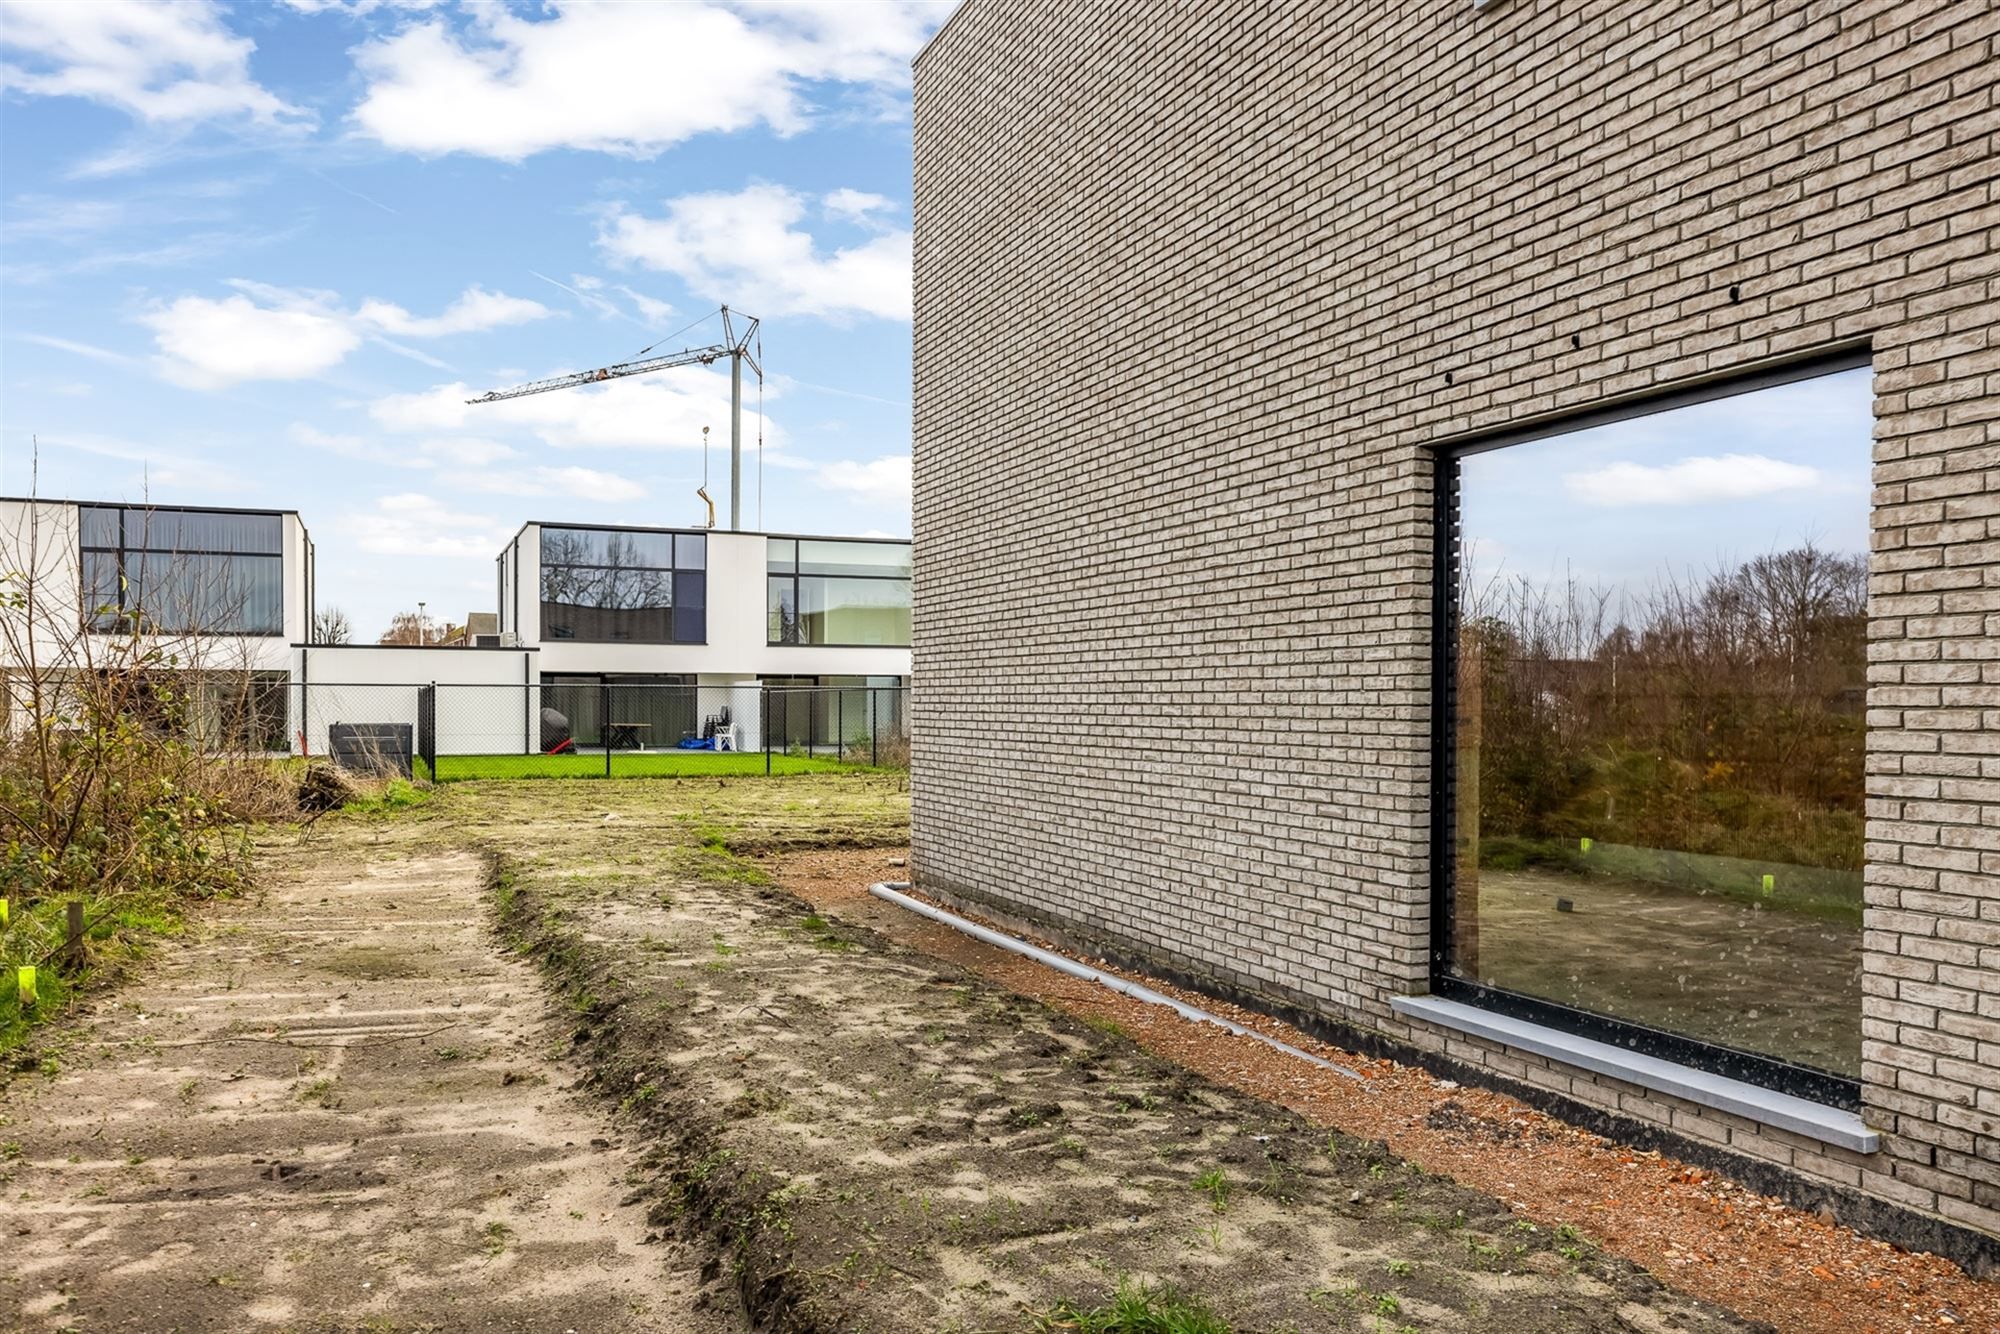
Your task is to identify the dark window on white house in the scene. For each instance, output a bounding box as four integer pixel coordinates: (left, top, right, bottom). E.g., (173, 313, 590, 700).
(79, 505, 285, 636)
(539, 527, 706, 643)
(767, 538, 911, 646)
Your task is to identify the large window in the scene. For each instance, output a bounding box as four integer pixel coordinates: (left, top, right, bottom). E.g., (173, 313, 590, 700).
(767, 538, 912, 646)
(79, 505, 285, 636)
(540, 527, 706, 643)
(1435, 358, 1870, 1102)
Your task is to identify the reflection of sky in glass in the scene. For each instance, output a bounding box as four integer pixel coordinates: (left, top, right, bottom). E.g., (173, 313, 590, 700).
(1460, 368, 1872, 607)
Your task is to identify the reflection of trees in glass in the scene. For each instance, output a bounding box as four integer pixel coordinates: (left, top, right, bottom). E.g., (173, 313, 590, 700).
(1460, 543, 1866, 873)
(540, 531, 671, 610)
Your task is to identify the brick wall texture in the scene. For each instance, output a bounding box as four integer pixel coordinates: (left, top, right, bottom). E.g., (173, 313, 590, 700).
(910, 0, 2000, 1246)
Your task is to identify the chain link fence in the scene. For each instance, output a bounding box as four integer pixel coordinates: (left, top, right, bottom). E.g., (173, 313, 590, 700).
(288, 681, 908, 781)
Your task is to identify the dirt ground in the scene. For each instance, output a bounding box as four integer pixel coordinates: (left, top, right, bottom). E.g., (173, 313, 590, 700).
(777, 850, 1999, 1334)
(452, 776, 1763, 1332)
(7, 774, 1990, 1334)
(1, 827, 739, 1333)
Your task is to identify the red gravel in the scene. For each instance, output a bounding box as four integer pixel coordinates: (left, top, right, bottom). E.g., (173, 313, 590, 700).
(775, 847, 2000, 1334)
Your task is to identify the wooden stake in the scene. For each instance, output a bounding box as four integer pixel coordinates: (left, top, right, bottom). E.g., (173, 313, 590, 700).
(65, 900, 85, 969)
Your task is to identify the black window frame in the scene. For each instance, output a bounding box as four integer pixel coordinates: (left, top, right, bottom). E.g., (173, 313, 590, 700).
(537, 525, 707, 645)
(1427, 345, 1873, 1112)
(766, 535, 913, 648)
(78, 503, 287, 637)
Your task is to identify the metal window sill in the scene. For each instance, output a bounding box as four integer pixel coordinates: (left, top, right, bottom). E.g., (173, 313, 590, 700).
(1390, 995, 1880, 1154)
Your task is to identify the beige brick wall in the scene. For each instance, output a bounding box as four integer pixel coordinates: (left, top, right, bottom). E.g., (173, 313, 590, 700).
(911, 0, 1998, 1254)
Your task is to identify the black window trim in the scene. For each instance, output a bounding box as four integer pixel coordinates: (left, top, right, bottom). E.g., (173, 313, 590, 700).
(537, 525, 706, 645)
(1427, 343, 1873, 1112)
(766, 534, 913, 649)
(79, 504, 287, 637)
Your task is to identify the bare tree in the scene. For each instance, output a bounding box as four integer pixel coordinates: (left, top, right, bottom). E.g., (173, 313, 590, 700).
(313, 606, 353, 645)
(1455, 540, 1866, 873)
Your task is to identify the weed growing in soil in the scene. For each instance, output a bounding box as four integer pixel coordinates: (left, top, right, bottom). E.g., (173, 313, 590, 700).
(1191, 1168, 1229, 1212)
(1037, 1279, 1231, 1333)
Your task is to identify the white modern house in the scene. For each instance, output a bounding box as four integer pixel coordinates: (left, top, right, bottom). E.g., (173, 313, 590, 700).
(2, 496, 910, 761)
(493, 522, 911, 752)
(0, 497, 314, 749)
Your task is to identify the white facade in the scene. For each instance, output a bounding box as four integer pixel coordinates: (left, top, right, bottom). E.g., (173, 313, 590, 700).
(0, 496, 312, 676)
(292, 643, 538, 758)
(3, 497, 908, 761)
(498, 523, 912, 685)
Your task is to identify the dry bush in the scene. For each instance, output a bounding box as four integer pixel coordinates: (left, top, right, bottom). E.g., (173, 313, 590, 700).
(1, 501, 296, 922)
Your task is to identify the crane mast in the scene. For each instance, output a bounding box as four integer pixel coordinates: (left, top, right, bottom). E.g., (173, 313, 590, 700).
(466, 305, 762, 529)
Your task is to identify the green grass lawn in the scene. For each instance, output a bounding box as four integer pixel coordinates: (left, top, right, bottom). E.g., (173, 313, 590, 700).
(428, 751, 858, 781)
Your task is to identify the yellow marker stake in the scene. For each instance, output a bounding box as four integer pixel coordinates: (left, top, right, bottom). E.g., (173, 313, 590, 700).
(0, 898, 8, 929)
(1761, 873, 1775, 897)
(17, 966, 36, 1008)
(1579, 837, 1593, 854)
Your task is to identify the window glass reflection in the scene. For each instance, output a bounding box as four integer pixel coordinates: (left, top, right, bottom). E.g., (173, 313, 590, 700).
(1447, 368, 1870, 1078)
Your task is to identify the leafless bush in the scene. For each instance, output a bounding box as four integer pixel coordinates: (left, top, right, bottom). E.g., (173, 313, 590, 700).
(1, 498, 294, 915)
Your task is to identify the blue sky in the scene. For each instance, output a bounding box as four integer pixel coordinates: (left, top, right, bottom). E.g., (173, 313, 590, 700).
(1461, 367, 1874, 626)
(0, 1, 951, 635)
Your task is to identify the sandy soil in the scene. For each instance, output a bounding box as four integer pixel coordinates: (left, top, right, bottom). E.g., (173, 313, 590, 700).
(460, 777, 1763, 1333)
(773, 848, 1999, 1334)
(1, 830, 739, 1334)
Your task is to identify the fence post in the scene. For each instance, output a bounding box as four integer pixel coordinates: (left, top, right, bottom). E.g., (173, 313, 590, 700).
(601, 681, 612, 778)
(837, 689, 844, 765)
(417, 684, 437, 780)
(65, 900, 85, 969)
(763, 687, 771, 776)
(871, 689, 878, 767)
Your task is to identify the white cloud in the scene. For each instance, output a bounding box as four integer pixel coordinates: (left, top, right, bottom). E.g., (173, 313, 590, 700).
(818, 453, 911, 507)
(462, 465, 645, 502)
(355, 285, 552, 337)
(0, 0, 308, 126)
(140, 286, 361, 389)
(33, 430, 244, 493)
(600, 183, 910, 321)
(1563, 454, 1824, 508)
(823, 188, 893, 224)
(616, 286, 675, 325)
(370, 366, 769, 452)
(281, 0, 439, 15)
(295, 422, 642, 502)
(18, 332, 141, 366)
(290, 422, 421, 468)
(139, 280, 554, 388)
(345, 492, 502, 558)
(417, 436, 516, 468)
(347, 2, 950, 160)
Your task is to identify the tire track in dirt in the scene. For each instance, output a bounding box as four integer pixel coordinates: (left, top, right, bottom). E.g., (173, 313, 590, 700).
(3, 839, 739, 1333)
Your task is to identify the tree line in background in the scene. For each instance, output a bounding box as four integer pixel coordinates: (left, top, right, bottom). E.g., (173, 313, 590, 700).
(1460, 543, 1867, 875)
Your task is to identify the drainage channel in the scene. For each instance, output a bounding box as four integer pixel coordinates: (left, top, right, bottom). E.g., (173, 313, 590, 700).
(869, 882, 1363, 1082)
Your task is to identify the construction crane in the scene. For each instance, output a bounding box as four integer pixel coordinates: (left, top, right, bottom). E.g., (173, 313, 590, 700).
(466, 305, 762, 529)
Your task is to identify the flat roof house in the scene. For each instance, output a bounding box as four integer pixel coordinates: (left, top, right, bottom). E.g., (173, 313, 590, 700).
(1, 497, 314, 750)
(3, 496, 910, 765)
(488, 522, 911, 754)
(911, 1, 1998, 1267)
